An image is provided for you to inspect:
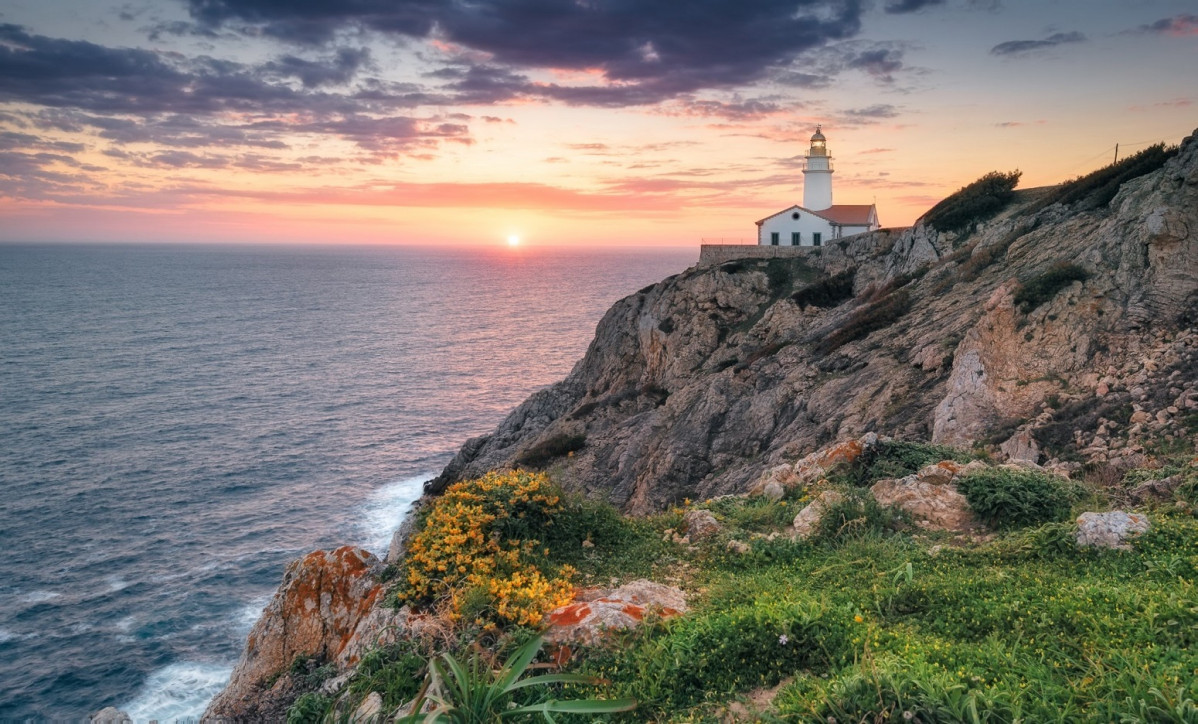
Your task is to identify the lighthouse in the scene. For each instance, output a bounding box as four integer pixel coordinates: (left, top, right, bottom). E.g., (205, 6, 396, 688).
(754, 125, 880, 246)
(802, 125, 833, 211)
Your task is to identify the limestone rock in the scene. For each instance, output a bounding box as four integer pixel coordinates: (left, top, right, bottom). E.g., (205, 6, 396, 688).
(545, 580, 687, 645)
(1000, 431, 1042, 464)
(870, 476, 977, 532)
(1129, 475, 1183, 504)
(351, 692, 383, 723)
(91, 708, 132, 724)
(915, 460, 963, 485)
(431, 128, 1198, 512)
(793, 434, 879, 486)
(791, 490, 844, 539)
(1076, 511, 1151, 549)
(684, 509, 722, 539)
(762, 480, 785, 502)
(726, 539, 751, 554)
(204, 547, 385, 722)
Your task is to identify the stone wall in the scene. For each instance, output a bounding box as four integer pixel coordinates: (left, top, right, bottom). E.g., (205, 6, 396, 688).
(697, 244, 817, 266)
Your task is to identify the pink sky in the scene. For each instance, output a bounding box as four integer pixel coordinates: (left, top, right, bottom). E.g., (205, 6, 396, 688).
(0, 1, 1194, 247)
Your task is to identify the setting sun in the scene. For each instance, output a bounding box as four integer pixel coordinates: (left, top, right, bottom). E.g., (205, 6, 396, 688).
(507, 234, 521, 247)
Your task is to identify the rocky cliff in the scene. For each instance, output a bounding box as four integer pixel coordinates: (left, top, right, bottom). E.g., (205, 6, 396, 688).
(432, 129, 1198, 513)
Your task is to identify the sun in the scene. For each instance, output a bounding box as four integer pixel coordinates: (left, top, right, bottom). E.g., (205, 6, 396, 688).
(507, 234, 520, 247)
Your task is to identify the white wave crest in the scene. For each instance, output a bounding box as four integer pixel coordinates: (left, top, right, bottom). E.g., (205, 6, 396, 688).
(121, 661, 232, 723)
(357, 474, 432, 557)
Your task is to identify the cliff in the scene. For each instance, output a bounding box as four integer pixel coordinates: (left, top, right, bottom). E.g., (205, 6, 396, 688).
(432, 130, 1198, 513)
(205, 128, 1198, 721)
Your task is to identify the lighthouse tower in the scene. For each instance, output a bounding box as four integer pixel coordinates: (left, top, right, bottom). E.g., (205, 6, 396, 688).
(802, 125, 833, 211)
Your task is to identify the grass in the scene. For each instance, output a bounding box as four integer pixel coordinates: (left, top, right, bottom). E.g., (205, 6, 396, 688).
(301, 443, 1198, 723)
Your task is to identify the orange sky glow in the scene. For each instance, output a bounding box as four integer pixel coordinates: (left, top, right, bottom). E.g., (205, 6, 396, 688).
(0, 1, 1194, 247)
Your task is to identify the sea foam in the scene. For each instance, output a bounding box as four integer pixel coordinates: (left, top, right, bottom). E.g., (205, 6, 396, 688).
(357, 474, 432, 557)
(121, 661, 232, 722)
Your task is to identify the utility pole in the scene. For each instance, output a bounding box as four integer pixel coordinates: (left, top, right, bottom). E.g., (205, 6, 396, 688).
(1114, 143, 1119, 164)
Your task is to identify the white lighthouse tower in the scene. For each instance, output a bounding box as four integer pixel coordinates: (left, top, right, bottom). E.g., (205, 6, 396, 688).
(802, 125, 833, 211)
(753, 124, 879, 247)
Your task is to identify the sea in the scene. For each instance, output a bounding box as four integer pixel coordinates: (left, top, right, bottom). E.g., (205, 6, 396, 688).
(0, 243, 695, 722)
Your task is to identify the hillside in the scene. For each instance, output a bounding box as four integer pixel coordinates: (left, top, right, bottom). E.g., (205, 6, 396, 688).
(195, 130, 1198, 723)
(431, 135, 1197, 514)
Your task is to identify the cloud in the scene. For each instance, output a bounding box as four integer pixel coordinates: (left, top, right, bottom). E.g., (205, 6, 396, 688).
(884, 0, 945, 14)
(1127, 14, 1198, 37)
(990, 31, 1086, 56)
(841, 104, 901, 119)
(187, 0, 868, 104)
(262, 48, 372, 88)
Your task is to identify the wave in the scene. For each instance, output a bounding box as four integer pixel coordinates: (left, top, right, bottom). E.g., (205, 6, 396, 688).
(356, 474, 432, 557)
(121, 661, 232, 723)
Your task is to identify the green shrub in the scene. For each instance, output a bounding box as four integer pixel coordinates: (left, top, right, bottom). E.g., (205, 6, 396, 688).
(590, 598, 850, 715)
(781, 656, 1018, 723)
(814, 491, 905, 543)
(515, 433, 586, 468)
(815, 289, 912, 354)
(1033, 143, 1178, 212)
(922, 170, 1022, 234)
(345, 641, 428, 714)
(792, 269, 856, 310)
(956, 468, 1075, 529)
(286, 692, 333, 724)
(1013, 262, 1089, 313)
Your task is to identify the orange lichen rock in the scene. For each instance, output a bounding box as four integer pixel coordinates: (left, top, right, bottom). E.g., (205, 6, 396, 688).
(545, 579, 687, 647)
(203, 546, 383, 721)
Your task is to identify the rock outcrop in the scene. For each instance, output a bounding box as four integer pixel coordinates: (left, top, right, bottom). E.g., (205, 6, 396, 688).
(204, 547, 386, 722)
(545, 579, 687, 646)
(432, 129, 1198, 513)
(1076, 511, 1151, 550)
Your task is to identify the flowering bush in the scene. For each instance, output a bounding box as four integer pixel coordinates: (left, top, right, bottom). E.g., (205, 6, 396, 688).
(398, 470, 576, 627)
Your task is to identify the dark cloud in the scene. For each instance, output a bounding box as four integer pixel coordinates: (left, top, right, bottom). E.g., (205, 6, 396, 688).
(990, 31, 1086, 56)
(188, 0, 867, 102)
(0, 24, 472, 163)
(846, 48, 904, 82)
(262, 48, 371, 88)
(885, 0, 945, 14)
(1127, 15, 1198, 37)
(842, 104, 901, 119)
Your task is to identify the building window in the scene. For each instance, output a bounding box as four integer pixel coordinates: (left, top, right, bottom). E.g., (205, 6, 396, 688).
(813, 233, 822, 247)
(770, 232, 779, 246)
(791, 232, 800, 245)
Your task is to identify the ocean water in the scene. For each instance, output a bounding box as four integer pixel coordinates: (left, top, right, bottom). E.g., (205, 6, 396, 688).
(0, 243, 694, 721)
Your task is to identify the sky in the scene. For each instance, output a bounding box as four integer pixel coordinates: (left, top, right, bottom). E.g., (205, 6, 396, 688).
(0, 0, 1194, 247)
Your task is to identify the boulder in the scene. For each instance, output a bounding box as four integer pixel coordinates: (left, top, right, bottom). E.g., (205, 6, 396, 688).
(1129, 475, 1183, 504)
(1076, 511, 1150, 550)
(793, 434, 879, 486)
(762, 480, 785, 502)
(791, 490, 844, 539)
(351, 692, 383, 723)
(915, 460, 963, 485)
(683, 509, 722, 540)
(91, 708, 132, 724)
(870, 476, 977, 532)
(204, 547, 385, 722)
(1000, 431, 1042, 464)
(545, 579, 687, 646)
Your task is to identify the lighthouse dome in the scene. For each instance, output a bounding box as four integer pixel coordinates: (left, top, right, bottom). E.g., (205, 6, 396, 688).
(810, 127, 826, 143)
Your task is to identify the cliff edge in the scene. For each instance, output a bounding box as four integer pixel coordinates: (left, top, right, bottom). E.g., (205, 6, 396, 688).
(432, 129, 1198, 513)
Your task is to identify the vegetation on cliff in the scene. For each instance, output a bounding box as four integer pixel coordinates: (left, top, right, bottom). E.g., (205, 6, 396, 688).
(288, 437, 1198, 723)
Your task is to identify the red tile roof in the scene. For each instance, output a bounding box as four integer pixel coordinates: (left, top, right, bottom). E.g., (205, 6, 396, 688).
(816, 204, 876, 226)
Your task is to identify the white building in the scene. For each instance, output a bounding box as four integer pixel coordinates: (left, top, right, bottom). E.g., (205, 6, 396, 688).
(756, 126, 880, 246)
